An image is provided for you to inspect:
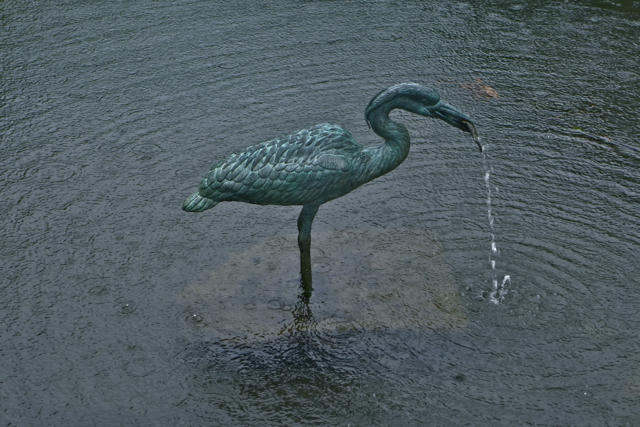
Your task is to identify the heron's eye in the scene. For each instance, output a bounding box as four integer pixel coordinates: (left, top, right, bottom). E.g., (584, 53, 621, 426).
(422, 97, 436, 106)
(423, 91, 440, 105)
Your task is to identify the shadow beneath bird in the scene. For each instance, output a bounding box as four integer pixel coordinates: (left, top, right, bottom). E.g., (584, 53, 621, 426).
(177, 227, 468, 342)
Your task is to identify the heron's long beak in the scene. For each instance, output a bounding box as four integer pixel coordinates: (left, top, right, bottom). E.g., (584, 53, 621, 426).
(432, 101, 482, 152)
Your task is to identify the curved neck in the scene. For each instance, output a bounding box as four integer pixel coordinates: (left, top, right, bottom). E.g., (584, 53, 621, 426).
(361, 106, 411, 182)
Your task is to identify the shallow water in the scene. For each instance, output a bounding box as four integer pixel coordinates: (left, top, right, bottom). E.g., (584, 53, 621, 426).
(2, 1, 640, 425)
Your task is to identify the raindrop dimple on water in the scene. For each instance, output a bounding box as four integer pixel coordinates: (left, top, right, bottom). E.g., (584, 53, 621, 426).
(267, 299, 284, 310)
(117, 302, 138, 314)
(187, 313, 204, 324)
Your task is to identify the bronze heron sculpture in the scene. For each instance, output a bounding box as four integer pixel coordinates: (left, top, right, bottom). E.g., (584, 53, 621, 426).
(183, 83, 479, 297)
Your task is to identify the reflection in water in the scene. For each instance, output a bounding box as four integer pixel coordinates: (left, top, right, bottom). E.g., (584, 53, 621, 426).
(182, 332, 364, 423)
(180, 315, 475, 426)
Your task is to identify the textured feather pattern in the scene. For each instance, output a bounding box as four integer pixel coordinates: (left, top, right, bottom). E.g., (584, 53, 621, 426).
(195, 124, 369, 207)
(182, 192, 218, 212)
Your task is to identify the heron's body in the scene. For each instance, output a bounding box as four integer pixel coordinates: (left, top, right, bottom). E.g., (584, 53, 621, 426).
(183, 124, 364, 210)
(182, 83, 479, 293)
(183, 120, 412, 211)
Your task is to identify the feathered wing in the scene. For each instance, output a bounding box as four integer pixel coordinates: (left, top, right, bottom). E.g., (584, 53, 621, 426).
(190, 124, 366, 208)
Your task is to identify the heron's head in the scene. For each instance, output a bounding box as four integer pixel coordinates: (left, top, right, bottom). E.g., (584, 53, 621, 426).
(365, 83, 481, 151)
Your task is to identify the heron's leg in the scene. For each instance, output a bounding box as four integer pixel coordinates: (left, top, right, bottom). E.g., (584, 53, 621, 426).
(297, 204, 319, 300)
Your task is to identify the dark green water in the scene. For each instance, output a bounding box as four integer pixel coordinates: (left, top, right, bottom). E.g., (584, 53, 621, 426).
(2, 1, 639, 425)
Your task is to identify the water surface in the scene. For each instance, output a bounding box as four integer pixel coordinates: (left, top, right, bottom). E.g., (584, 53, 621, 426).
(2, 1, 640, 425)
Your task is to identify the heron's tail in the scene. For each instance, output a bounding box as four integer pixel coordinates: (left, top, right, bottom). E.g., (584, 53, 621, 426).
(182, 192, 218, 212)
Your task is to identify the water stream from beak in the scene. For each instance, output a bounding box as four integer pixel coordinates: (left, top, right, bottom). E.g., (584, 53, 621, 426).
(479, 134, 510, 303)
